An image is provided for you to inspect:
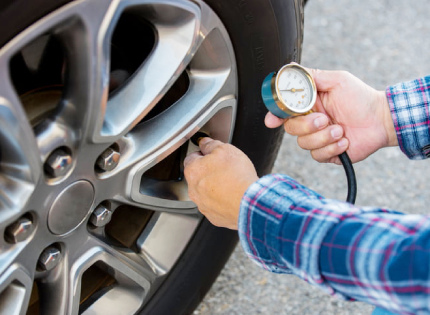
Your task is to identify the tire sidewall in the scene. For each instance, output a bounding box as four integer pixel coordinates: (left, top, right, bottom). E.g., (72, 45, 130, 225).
(142, 0, 302, 314)
(205, 0, 302, 176)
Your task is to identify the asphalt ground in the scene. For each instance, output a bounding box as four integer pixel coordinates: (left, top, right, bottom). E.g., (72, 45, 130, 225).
(195, 0, 430, 314)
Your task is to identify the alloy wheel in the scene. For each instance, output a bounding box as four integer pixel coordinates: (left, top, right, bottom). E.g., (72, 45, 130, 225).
(0, 0, 237, 314)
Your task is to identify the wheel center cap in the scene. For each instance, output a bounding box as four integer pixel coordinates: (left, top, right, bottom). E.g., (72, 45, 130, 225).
(48, 180, 95, 235)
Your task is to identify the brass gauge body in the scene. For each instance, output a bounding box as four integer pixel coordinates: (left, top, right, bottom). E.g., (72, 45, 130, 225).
(261, 63, 317, 118)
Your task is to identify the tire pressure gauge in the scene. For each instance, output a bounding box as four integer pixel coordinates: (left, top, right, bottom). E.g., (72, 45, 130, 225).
(261, 63, 357, 204)
(261, 63, 317, 118)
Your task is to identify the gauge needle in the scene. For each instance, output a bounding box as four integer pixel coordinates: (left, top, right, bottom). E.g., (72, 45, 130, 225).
(280, 88, 304, 92)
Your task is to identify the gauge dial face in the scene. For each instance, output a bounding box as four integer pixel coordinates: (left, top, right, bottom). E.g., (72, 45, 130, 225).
(276, 65, 315, 112)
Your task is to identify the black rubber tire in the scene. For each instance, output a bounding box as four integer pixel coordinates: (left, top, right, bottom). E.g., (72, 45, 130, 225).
(142, 0, 304, 314)
(0, 0, 303, 314)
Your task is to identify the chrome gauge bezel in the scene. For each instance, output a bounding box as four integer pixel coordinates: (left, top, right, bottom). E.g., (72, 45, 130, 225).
(274, 63, 316, 114)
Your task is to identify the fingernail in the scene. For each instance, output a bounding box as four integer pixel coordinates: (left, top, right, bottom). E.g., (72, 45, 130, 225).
(314, 116, 328, 129)
(331, 127, 342, 139)
(337, 138, 348, 147)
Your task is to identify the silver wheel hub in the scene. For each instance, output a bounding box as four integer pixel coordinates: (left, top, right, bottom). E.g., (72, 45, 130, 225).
(48, 181, 95, 235)
(0, 0, 237, 314)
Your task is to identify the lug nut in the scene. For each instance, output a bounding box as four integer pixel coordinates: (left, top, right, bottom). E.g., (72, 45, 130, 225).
(44, 148, 72, 177)
(96, 147, 120, 172)
(5, 216, 34, 243)
(90, 205, 112, 227)
(38, 246, 61, 271)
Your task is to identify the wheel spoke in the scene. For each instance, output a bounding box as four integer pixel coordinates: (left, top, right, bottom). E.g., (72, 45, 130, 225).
(37, 267, 69, 315)
(102, 0, 203, 139)
(0, 97, 41, 183)
(0, 75, 41, 178)
(0, 265, 33, 315)
(135, 212, 201, 274)
(0, 62, 40, 211)
(67, 234, 152, 314)
(50, 0, 116, 146)
(87, 207, 201, 276)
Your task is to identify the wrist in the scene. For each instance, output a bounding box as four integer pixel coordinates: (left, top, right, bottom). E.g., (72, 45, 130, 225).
(378, 90, 398, 147)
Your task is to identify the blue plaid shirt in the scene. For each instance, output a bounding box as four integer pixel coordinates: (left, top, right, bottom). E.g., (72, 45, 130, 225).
(239, 76, 430, 315)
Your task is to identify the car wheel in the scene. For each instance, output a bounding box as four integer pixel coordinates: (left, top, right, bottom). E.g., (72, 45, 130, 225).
(0, 0, 303, 314)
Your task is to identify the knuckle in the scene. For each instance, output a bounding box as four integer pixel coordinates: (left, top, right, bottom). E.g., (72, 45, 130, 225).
(213, 142, 226, 152)
(339, 70, 351, 77)
(314, 68, 322, 75)
(184, 161, 203, 183)
(188, 189, 198, 203)
(296, 136, 308, 149)
(208, 139, 223, 149)
(297, 131, 331, 151)
(310, 150, 324, 163)
(327, 143, 341, 156)
(285, 117, 313, 136)
(310, 150, 320, 162)
(311, 147, 333, 163)
(183, 167, 193, 180)
(283, 122, 294, 135)
(213, 143, 232, 157)
(321, 131, 334, 145)
(284, 119, 301, 135)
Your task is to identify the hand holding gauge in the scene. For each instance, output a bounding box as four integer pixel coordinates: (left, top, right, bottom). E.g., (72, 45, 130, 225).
(261, 64, 357, 204)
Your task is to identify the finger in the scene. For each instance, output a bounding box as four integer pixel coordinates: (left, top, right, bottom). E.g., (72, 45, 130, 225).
(297, 125, 343, 150)
(183, 151, 203, 168)
(304, 67, 346, 92)
(264, 112, 285, 128)
(310, 138, 349, 163)
(199, 137, 224, 155)
(284, 112, 329, 136)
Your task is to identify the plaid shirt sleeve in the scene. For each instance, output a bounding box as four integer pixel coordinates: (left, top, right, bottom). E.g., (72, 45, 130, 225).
(386, 76, 430, 159)
(238, 76, 430, 315)
(239, 175, 430, 314)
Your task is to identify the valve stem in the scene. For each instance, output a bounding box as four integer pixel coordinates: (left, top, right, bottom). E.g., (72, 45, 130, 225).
(190, 132, 210, 146)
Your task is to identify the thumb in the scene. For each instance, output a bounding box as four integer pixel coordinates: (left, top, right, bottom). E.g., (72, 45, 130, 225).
(199, 137, 224, 156)
(265, 112, 285, 128)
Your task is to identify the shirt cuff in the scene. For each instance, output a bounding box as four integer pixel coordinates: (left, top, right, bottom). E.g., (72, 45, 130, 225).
(386, 76, 430, 159)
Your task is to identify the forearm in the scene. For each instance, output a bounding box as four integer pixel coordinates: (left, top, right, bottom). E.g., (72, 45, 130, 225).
(320, 208, 430, 314)
(238, 174, 377, 285)
(239, 174, 430, 314)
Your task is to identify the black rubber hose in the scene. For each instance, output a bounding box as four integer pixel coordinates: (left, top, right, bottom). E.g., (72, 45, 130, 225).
(338, 151, 357, 204)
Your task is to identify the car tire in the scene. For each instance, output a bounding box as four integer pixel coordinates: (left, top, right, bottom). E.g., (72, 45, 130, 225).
(134, 1, 305, 313)
(0, 0, 303, 314)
